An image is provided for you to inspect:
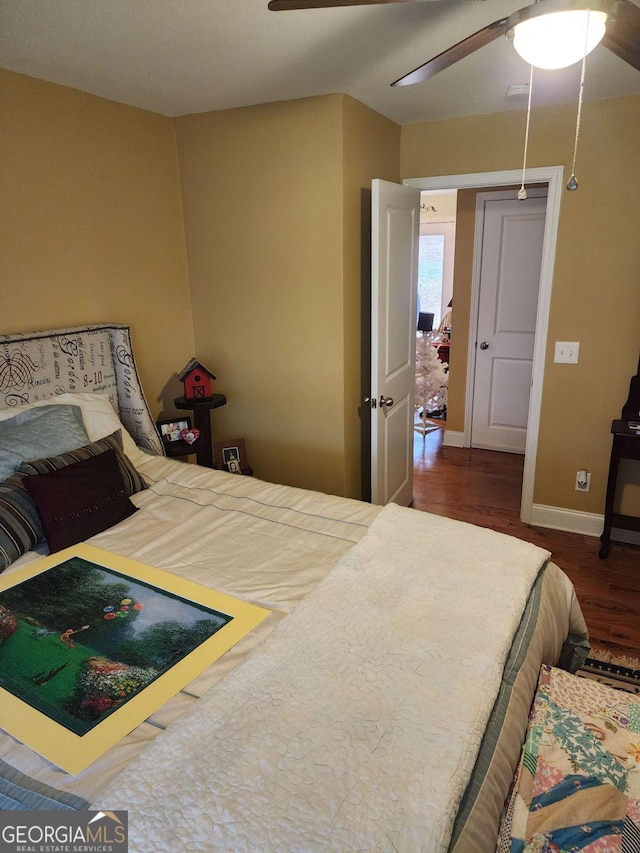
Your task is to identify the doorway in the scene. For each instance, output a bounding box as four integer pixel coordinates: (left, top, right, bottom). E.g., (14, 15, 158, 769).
(405, 166, 564, 524)
(415, 191, 457, 435)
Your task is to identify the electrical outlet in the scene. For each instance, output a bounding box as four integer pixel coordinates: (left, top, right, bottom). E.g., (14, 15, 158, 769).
(575, 470, 591, 492)
(554, 342, 580, 364)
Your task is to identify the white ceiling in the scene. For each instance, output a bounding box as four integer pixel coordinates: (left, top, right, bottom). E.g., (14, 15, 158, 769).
(1, 0, 639, 124)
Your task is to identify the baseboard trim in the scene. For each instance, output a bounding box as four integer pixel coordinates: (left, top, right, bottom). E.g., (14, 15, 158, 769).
(443, 430, 464, 448)
(531, 504, 604, 537)
(530, 503, 640, 545)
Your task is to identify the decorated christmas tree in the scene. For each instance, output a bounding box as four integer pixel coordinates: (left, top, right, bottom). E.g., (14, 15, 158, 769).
(415, 332, 448, 421)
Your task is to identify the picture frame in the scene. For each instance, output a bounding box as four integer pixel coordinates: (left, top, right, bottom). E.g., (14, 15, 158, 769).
(157, 416, 192, 445)
(214, 438, 249, 474)
(0, 543, 269, 774)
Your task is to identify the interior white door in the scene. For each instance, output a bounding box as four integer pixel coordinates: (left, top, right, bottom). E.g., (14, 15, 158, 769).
(370, 179, 420, 505)
(471, 191, 547, 453)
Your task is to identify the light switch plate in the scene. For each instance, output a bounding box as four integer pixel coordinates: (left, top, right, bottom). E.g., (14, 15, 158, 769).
(554, 341, 580, 364)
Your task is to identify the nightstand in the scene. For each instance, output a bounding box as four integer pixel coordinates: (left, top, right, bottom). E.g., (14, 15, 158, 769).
(173, 394, 227, 468)
(599, 419, 640, 558)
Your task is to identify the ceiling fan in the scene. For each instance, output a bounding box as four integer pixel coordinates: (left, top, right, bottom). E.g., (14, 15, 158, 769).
(268, 0, 640, 86)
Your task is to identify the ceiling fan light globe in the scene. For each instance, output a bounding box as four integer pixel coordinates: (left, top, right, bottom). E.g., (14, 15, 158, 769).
(511, 9, 608, 69)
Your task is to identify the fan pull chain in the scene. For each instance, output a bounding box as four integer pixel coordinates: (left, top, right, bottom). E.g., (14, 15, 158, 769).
(518, 64, 535, 201)
(567, 10, 592, 191)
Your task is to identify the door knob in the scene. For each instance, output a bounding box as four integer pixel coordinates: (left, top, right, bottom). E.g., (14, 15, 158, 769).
(380, 396, 394, 407)
(479, 341, 489, 350)
(363, 396, 377, 408)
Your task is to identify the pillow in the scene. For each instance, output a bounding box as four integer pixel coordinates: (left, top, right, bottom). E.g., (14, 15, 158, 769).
(0, 432, 146, 572)
(0, 473, 43, 572)
(23, 449, 137, 553)
(0, 402, 86, 432)
(18, 430, 147, 496)
(0, 405, 89, 482)
(0, 393, 147, 468)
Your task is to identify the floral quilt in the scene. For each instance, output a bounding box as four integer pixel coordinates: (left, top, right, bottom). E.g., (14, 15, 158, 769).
(498, 664, 640, 852)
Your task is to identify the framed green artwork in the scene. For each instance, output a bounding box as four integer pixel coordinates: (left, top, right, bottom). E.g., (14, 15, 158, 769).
(0, 543, 269, 774)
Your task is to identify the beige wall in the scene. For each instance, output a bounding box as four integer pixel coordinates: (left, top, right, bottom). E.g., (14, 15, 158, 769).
(420, 190, 457, 223)
(175, 96, 346, 494)
(401, 96, 640, 513)
(5, 65, 637, 516)
(175, 94, 399, 496)
(1, 70, 194, 417)
(2, 71, 401, 498)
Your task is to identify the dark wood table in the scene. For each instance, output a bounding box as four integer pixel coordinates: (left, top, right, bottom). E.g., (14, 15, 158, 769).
(599, 419, 640, 558)
(173, 394, 227, 468)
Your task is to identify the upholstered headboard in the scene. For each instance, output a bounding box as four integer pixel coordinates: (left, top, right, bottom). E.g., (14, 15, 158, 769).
(0, 324, 164, 455)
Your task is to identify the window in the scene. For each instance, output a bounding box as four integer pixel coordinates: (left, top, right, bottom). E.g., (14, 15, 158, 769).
(418, 233, 445, 328)
(417, 221, 455, 331)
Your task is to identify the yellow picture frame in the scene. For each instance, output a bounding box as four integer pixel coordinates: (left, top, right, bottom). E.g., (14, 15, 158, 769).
(0, 543, 270, 775)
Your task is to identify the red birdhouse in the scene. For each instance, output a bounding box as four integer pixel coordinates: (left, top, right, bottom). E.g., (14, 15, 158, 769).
(177, 358, 216, 401)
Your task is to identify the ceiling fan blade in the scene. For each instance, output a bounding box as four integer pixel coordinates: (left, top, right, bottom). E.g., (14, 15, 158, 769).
(391, 18, 509, 86)
(268, 0, 409, 9)
(602, 0, 640, 71)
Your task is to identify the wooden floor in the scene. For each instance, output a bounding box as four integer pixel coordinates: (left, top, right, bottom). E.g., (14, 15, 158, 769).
(412, 422, 640, 659)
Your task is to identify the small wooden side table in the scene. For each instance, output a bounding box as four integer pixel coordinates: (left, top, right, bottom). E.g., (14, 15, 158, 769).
(599, 419, 640, 558)
(173, 394, 227, 469)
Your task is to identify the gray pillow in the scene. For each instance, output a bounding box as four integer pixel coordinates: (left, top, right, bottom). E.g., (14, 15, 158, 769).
(0, 405, 89, 481)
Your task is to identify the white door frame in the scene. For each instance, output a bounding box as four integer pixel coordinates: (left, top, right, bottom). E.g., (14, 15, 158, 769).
(404, 166, 564, 524)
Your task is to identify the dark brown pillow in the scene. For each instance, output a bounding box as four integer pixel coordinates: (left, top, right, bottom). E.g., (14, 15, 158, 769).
(18, 430, 147, 495)
(23, 448, 137, 553)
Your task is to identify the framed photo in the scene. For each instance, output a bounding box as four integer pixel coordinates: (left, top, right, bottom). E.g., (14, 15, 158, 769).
(0, 543, 269, 774)
(157, 416, 192, 444)
(214, 438, 249, 474)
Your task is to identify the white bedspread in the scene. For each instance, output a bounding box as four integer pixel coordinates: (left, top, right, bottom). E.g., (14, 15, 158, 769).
(97, 501, 550, 852)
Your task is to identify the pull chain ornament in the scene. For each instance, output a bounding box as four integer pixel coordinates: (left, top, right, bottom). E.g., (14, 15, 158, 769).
(518, 64, 535, 200)
(566, 9, 592, 192)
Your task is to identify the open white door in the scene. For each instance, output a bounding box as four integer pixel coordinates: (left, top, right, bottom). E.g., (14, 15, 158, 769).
(370, 179, 420, 506)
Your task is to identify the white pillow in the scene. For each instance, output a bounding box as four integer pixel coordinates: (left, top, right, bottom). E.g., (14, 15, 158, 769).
(0, 393, 147, 468)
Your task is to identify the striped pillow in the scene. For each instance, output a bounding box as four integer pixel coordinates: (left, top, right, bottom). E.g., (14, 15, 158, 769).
(0, 473, 43, 572)
(18, 430, 147, 496)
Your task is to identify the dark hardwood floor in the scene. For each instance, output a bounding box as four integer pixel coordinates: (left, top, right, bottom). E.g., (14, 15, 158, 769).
(412, 422, 640, 660)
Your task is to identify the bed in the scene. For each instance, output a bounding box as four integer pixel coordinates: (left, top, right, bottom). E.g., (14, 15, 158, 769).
(0, 324, 589, 852)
